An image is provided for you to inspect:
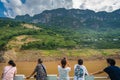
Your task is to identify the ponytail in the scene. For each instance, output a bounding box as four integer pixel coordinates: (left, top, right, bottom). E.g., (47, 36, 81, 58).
(61, 59, 66, 68)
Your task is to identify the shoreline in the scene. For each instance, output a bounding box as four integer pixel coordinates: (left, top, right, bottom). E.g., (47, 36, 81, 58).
(1, 49, 120, 62)
(1, 53, 120, 63)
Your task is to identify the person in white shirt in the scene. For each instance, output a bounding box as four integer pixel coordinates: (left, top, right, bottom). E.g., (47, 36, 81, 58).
(58, 57, 71, 80)
(74, 59, 89, 80)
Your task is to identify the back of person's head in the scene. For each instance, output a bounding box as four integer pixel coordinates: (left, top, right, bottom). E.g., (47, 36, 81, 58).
(106, 58, 116, 66)
(78, 59, 83, 65)
(38, 58, 43, 64)
(61, 58, 67, 68)
(8, 60, 16, 67)
(63, 57, 66, 60)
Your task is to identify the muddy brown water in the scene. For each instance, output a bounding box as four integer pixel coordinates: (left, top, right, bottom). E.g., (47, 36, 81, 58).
(0, 60, 120, 80)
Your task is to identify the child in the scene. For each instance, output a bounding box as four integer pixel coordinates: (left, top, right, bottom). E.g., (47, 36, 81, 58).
(74, 59, 89, 80)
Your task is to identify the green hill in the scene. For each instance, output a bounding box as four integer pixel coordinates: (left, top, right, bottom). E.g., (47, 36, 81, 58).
(0, 8, 120, 61)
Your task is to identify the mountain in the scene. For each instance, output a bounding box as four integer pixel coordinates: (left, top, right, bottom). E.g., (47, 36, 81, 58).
(1, 8, 120, 51)
(0, 9, 120, 62)
(15, 8, 120, 29)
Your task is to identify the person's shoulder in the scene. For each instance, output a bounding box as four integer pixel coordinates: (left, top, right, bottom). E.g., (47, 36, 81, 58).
(5, 66, 10, 68)
(13, 66, 17, 69)
(74, 64, 78, 67)
(81, 65, 86, 68)
(36, 64, 42, 68)
(112, 66, 120, 70)
(38, 64, 42, 66)
(58, 65, 61, 68)
(114, 66, 120, 68)
(66, 67, 71, 70)
(108, 65, 118, 68)
(4, 66, 8, 69)
(103, 66, 111, 72)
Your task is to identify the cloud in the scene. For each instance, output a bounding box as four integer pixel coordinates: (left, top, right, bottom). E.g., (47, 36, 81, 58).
(72, 0, 120, 12)
(1, 0, 23, 18)
(1, 0, 120, 18)
(1, 0, 72, 18)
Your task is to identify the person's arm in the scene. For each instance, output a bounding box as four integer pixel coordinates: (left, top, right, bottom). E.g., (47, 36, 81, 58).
(26, 71, 36, 79)
(67, 62, 70, 67)
(1, 73, 3, 78)
(26, 66, 37, 79)
(58, 65, 60, 72)
(14, 67, 17, 77)
(91, 70, 104, 75)
(84, 66, 89, 75)
(1, 67, 5, 78)
(64, 57, 70, 67)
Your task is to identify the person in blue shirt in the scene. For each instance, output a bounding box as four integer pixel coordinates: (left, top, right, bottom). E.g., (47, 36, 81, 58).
(91, 58, 120, 80)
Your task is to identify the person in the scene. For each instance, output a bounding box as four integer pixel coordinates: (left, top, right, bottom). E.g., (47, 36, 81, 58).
(91, 58, 120, 80)
(74, 59, 89, 80)
(27, 58, 47, 80)
(1, 60, 17, 80)
(58, 57, 71, 80)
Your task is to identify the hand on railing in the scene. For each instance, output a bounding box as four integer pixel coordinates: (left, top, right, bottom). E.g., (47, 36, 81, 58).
(89, 73, 94, 76)
(26, 76, 31, 79)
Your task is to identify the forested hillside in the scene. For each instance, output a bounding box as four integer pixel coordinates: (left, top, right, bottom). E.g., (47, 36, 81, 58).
(0, 18, 120, 51)
(0, 8, 120, 61)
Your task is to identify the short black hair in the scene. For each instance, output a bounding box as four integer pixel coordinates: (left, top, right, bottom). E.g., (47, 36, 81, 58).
(38, 58, 43, 64)
(106, 58, 116, 66)
(78, 59, 83, 65)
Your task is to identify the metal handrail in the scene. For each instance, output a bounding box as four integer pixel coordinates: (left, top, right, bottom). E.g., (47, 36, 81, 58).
(69, 76, 107, 79)
(94, 76, 107, 79)
(15, 74, 108, 79)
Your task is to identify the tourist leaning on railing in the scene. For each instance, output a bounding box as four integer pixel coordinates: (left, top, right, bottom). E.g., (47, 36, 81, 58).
(26, 58, 47, 80)
(1, 60, 17, 80)
(91, 58, 120, 80)
(74, 59, 89, 80)
(58, 57, 71, 80)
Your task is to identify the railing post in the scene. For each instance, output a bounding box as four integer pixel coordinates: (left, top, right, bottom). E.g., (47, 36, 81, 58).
(14, 74, 25, 80)
(47, 74, 57, 80)
(85, 75, 94, 80)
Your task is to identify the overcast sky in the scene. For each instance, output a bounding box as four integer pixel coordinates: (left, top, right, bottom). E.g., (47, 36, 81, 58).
(0, 0, 120, 18)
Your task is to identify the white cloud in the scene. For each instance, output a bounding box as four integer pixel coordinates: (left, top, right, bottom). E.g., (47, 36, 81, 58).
(1, 0, 120, 18)
(1, 0, 72, 18)
(73, 0, 120, 12)
(1, 0, 23, 18)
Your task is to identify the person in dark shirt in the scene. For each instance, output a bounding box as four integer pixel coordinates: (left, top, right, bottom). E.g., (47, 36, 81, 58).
(91, 58, 120, 80)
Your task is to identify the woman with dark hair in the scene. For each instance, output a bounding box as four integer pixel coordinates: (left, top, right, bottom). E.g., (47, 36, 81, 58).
(1, 60, 17, 80)
(58, 57, 71, 80)
(74, 59, 89, 80)
(27, 58, 47, 80)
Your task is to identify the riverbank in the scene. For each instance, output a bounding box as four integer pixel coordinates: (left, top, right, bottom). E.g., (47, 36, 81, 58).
(2, 49, 120, 62)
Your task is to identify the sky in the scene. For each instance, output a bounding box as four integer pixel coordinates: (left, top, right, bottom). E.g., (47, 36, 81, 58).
(0, 0, 120, 18)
